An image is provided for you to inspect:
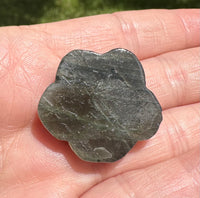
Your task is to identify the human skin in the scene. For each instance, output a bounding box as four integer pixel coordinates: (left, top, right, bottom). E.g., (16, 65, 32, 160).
(0, 9, 199, 198)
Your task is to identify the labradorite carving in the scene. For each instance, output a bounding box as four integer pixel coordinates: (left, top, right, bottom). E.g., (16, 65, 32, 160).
(38, 48, 162, 162)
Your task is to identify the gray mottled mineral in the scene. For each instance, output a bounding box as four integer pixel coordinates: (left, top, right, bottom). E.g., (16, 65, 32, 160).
(38, 48, 162, 162)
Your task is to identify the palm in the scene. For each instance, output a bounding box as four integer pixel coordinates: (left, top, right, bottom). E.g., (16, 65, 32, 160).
(0, 9, 199, 197)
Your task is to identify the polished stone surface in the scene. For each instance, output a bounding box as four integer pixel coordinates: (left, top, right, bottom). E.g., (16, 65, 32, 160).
(38, 48, 162, 162)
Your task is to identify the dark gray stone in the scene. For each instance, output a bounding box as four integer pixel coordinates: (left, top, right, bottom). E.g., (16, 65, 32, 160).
(38, 48, 162, 162)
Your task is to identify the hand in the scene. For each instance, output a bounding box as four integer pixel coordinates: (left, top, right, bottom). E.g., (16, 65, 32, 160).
(0, 9, 199, 197)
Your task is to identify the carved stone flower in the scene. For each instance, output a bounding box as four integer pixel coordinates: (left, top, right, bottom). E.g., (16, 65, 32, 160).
(38, 48, 162, 162)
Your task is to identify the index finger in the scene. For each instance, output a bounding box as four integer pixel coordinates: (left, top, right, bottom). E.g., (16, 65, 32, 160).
(30, 9, 200, 59)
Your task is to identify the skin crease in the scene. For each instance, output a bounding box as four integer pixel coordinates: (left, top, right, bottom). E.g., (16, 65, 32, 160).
(0, 8, 199, 198)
